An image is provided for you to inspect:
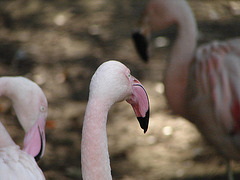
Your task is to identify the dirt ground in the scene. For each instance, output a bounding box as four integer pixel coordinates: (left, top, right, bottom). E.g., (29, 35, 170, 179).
(1, 0, 240, 179)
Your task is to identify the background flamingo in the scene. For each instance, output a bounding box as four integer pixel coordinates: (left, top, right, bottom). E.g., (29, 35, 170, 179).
(132, 0, 240, 179)
(81, 60, 150, 180)
(0, 77, 48, 179)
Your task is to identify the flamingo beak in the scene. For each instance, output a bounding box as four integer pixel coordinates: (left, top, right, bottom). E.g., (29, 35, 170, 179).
(127, 77, 150, 133)
(132, 30, 149, 62)
(22, 116, 45, 162)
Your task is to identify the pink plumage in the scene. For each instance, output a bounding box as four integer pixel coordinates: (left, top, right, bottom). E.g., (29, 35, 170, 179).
(81, 60, 150, 180)
(0, 77, 48, 179)
(132, 0, 240, 178)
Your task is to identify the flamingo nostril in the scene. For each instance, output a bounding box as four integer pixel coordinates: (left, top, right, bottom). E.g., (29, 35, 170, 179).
(134, 79, 139, 83)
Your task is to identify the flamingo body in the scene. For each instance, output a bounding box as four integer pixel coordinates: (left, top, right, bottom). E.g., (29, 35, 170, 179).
(0, 145, 45, 180)
(132, 0, 240, 162)
(187, 39, 240, 160)
(0, 77, 47, 179)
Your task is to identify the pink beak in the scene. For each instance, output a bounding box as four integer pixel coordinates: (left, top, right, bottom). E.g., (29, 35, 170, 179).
(22, 116, 45, 161)
(127, 77, 150, 133)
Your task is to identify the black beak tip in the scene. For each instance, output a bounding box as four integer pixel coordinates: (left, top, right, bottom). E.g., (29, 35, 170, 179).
(132, 31, 149, 62)
(137, 109, 149, 134)
(34, 126, 43, 162)
(143, 128, 147, 134)
(34, 154, 41, 162)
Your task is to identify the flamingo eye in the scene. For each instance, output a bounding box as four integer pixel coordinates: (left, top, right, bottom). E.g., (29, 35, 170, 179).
(40, 106, 45, 112)
(128, 74, 131, 78)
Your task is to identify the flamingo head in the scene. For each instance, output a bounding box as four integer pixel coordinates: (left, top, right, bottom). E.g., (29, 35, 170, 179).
(90, 60, 150, 133)
(3, 77, 48, 161)
(132, 0, 183, 62)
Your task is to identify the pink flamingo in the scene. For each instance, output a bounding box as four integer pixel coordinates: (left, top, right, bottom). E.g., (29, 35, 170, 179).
(0, 77, 48, 179)
(81, 60, 150, 180)
(132, 0, 240, 179)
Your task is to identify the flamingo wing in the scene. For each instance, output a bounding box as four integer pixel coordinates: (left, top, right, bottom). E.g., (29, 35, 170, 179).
(186, 39, 240, 159)
(0, 145, 45, 180)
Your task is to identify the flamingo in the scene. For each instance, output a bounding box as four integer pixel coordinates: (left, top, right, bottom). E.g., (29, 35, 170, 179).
(81, 60, 150, 180)
(0, 77, 48, 179)
(132, 0, 240, 179)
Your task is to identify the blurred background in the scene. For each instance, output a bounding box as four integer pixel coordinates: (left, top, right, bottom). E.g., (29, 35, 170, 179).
(0, 0, 240, 179)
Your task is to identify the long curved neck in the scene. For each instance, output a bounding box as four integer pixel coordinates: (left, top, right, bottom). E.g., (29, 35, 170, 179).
(164, 2, 197, 116)
(0, 77, 8, 97)
(81, 98, 112, 180)
(0, 78, 16, 148)
(0, 77, 33, 133)
(0, 122, 16, 148)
